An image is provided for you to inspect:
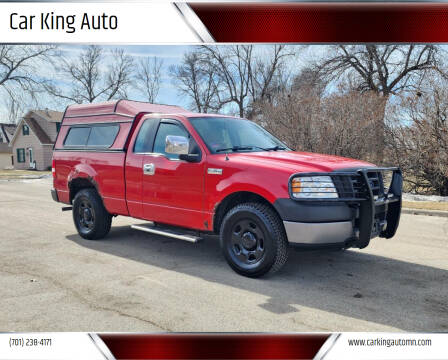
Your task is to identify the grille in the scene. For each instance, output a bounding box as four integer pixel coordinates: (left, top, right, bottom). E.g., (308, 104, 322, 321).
(332, 170, 393, 200)
(366, 171, 383, 196)
(331, 175, 364, 199)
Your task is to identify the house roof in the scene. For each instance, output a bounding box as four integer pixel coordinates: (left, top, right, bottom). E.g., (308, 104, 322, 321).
(25, 117, 52, 144)
(9, 109, 64, 146)
(0, 123, 17, 143)
(32, 109, 63, 123)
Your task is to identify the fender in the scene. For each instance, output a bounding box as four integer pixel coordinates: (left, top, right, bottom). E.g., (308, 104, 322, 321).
(68, 163, 99, 191)
(67, 163, 102, 204)
(208, 166, 291, 210)
(207, 179, 287, 231)
(214, 183, 279, 206)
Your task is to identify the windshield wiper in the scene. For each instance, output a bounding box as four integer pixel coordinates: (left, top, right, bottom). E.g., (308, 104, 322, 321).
(216, 145, 287, 153)
(216, 146, 254, 153)
(264, 145, 286, 151)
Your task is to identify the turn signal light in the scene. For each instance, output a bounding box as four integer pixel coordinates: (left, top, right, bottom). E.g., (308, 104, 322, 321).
(52, 159, 56, 179)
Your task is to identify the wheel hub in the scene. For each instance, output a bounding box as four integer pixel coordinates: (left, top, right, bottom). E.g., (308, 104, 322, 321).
(241, 231, 257, 250)
(83, 208, 92, 222)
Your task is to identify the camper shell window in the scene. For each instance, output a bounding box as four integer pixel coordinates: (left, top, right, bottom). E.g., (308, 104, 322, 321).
(63, 124, 119, 149)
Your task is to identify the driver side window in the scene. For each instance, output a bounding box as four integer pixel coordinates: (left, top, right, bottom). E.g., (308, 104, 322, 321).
(153, 122, 189, 160)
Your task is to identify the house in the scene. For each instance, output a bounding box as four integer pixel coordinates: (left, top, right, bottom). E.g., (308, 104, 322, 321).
(0, 122, 17, 169)
(9, 110, 63, 171)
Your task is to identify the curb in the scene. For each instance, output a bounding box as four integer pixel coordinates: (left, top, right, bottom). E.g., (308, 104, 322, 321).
(402, 208, 448, 218)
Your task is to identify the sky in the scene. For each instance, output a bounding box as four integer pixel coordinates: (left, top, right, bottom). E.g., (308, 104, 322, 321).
(0, 44, 313, 122)
(60, 44, 194, 108)
(0, 45, 194, 121)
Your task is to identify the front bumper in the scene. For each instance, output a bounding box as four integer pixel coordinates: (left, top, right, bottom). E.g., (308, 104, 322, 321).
(277, 167, 403, 248)
(283, 220, 353, 245)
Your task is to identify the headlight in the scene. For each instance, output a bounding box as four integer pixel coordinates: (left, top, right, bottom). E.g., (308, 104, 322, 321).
(291, 175, 339, 199)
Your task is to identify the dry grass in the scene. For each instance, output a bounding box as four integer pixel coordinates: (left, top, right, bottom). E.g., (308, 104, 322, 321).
(0, 170, 50, 179)
(402, 201, 448, 211)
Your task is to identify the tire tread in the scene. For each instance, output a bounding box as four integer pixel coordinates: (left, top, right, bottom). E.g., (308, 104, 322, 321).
(73, 188, 112, 240)
(220, 202, 288, 277)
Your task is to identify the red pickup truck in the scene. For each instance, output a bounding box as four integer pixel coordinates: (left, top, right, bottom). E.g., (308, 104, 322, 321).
(52, 100, 402, 277)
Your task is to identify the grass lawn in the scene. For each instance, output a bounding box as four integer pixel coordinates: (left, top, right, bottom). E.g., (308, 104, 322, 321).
(0, 169, 51, 179)
(402, 200, 448, 211)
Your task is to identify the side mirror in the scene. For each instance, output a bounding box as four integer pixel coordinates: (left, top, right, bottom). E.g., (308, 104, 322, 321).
(179, 153, 200, 163)
(165, 135, 189, 155)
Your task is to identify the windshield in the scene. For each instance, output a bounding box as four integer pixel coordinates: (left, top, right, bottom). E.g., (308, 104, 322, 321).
(188, 117, 289, 154)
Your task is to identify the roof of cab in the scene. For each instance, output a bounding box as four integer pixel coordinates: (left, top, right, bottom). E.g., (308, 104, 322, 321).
(64, 100, 188, 118)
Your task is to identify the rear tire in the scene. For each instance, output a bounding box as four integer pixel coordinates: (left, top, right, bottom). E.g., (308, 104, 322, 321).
(73, 188, 112, 240)
(220, 202, 288, 278)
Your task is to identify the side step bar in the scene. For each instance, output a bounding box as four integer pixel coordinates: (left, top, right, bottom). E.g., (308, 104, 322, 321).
(131, 224, 202, 243)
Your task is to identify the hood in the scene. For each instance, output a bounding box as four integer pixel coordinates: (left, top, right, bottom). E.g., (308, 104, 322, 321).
(229, 151, 375, 173)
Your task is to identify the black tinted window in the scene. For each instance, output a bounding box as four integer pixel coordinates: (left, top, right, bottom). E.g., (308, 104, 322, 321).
(87, 125, 119, 147)
(64, 127, 90, 146)
(153, 123, 188, 159)
(134, 119, 157, 153)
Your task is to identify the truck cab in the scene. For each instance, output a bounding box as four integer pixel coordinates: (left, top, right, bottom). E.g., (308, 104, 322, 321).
(52, 100, 402, 277)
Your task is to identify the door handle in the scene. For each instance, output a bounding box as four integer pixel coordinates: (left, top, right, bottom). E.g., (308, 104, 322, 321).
(143, 163, 155, 175)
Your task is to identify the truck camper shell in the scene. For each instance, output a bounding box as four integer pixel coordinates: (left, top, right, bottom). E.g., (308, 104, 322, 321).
(55, 100, 188, 151)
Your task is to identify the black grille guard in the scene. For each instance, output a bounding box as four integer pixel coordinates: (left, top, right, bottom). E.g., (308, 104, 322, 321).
(289, 167, 403, 248)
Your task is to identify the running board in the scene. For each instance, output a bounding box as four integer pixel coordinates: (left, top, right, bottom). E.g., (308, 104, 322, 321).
(131, 224, 202, 243)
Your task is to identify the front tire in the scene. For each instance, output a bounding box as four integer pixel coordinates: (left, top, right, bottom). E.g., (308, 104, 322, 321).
(220, 203, 288, 278)
(73, 188, 112, 240)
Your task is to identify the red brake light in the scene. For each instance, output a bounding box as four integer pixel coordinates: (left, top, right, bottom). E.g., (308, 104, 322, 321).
(52, 159, 56, 179)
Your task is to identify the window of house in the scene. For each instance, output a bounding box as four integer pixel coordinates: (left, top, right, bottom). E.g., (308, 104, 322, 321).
(22, 124, 29, 136)
(16, 148, 25, 163)
(56, 122, 61, 133)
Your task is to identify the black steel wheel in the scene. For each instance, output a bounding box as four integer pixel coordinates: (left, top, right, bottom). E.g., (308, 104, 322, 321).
(77, 198, 95, 232)
(229, 218, 266, 268)
(220, 202, 288, 277)
(73, 188, 112, 240)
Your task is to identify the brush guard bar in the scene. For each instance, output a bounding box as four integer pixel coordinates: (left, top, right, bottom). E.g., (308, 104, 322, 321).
(289, 167, 403, 249)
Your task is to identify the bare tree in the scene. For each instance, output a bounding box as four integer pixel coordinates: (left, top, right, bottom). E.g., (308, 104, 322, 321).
(291, 66, 327, 98)
(316, 45, 440, 161)
(45, 46, 134, 104)
(0, 45, 58, 119)
(135, 56, 163, 103)
(317, 45, 438, 97)
(170, 45, 294, 117)
(386, 75, 448, 195)
(170, 51, 222, 113)
(199, 45, 295, 118)
(257, 81, 384, 161)
(248, 45, 295, 103)
(198, 45, 253, 117)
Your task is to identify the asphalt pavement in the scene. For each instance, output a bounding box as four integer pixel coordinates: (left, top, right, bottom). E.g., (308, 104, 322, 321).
(0, 178, 447, 332)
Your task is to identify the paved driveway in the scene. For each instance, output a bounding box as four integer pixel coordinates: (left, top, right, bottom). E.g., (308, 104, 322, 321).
(0, 178, 447, 332)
